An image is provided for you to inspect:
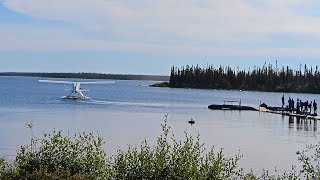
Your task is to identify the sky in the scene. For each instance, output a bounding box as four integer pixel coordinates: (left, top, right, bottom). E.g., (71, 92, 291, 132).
(1, 0, 320, 75)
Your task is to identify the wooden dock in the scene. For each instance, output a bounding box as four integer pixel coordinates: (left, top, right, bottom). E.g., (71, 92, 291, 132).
(258, 107, 320, 120)
(208, 100, 320, 120)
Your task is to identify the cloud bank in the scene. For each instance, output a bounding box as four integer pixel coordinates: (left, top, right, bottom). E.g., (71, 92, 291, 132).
(2, 0, 320, 57)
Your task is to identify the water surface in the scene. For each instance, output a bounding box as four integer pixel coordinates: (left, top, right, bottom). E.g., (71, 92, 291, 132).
(0, 76, 319, 172)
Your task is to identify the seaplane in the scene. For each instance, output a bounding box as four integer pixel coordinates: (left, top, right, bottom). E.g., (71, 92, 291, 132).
(39, 79, 114, 100)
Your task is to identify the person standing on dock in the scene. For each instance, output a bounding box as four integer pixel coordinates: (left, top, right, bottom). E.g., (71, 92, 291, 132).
(296, 98, 300, 114)
(305, 100, 309, 113)
(309, 101, 312, 114)
(282, 95, 285, 108)
(288, 97, 292, 112)
(313, 100, 317, 115)
(291, 99, 295, 112)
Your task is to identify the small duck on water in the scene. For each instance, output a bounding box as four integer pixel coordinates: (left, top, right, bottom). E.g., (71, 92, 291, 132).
(188, 118, 195, 126)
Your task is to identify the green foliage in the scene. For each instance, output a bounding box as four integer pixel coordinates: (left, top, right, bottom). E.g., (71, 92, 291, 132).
(0, 157, 9, 177)
(113, 116, 244, 179)
(296, 143, 320, 179)
(1, 118, 320, 179)
(169, 64, 320, 93)
(12, 130, 110, 179)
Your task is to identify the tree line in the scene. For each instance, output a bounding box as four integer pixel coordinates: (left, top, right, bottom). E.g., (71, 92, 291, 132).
(169, 64, 320, 93)
(0, 72, 169, 81)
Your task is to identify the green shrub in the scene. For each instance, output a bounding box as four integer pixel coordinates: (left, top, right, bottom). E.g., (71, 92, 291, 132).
(14, 130, 111, 179)
(112, 116, 244, 179)
(0, 157, 9, 177)
(1, 116, 320, 179)
(296, 143, 320, 179)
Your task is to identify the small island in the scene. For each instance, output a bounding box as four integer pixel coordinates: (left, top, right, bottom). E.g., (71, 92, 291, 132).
(149, 81, 170, 87)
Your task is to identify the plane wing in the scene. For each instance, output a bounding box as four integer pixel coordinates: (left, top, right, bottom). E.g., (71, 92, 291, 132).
(39, 80, 115, 84)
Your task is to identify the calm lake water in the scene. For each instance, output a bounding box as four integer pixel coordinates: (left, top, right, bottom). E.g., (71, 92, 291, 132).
(0, 76, 319, 172)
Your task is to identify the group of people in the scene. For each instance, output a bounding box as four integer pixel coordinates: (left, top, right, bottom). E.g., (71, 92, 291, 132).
(282, 95, 317, 115)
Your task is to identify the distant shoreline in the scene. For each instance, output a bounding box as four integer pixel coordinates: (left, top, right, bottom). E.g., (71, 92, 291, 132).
(149, 81, 170, 87)
(150, 81, 320, 94)
(0, 72, 169, 81)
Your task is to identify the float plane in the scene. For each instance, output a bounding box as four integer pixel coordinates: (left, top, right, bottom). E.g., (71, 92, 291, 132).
(39, 79, 114, 100)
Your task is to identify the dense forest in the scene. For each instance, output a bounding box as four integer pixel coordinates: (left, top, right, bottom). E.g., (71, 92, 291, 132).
(0, 72, 169, 81)
(168, 64, 320, 93)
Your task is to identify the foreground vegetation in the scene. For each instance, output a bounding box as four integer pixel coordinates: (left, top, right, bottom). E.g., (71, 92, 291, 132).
(0, 117, 319, 179)
(167, 64, 320, 93)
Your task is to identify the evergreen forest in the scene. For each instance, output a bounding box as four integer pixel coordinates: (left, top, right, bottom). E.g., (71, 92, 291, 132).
(169, 64, 320, 93)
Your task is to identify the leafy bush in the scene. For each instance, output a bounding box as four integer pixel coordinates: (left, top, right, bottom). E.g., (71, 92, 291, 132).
(113, 116, 244, 179)
(0, 117, 319, 179)
(296, 143, 320, 179)
(0, 157, 9, 177)
(11, 129, 111, 179)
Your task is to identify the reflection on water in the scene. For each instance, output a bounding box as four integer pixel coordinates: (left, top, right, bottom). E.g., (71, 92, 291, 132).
(288, 115, 317, 132)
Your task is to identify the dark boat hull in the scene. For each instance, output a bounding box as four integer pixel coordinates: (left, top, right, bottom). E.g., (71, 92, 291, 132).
(208, 104, 257, 111)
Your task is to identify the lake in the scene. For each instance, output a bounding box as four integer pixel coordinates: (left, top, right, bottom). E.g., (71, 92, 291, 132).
(0, 76, 319, 172)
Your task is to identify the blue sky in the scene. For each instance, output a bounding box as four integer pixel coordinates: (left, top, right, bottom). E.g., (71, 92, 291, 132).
(1, 0, 320, 75)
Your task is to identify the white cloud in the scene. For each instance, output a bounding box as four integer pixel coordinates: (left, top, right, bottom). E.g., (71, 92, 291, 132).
(2, 30, 320, 58)
(2, 0, 320, 57)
